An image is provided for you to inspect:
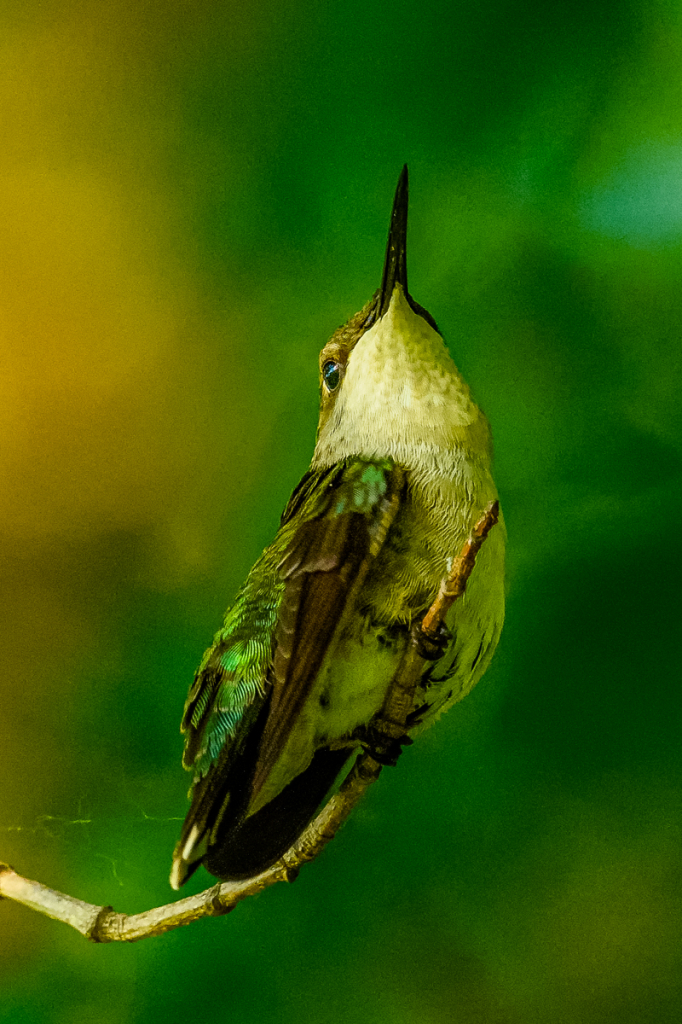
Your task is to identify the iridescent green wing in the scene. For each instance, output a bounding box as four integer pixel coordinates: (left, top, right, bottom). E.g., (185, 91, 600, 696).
(178, 463, 339, 781)
(252, 458, 405, 800)
(180, 459, 402, 780)
(180, 560, 282, 780)
(172, 458, 404, 886)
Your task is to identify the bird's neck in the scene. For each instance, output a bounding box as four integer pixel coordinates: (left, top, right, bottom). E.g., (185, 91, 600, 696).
(313, 288, 491, 475)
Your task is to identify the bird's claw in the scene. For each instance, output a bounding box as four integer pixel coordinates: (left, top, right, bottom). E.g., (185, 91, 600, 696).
(411, 620, 451, 661)
(356, 724, 414, 767)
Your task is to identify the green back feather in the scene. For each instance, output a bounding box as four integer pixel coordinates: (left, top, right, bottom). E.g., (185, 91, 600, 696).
(180, 457, 395, 781)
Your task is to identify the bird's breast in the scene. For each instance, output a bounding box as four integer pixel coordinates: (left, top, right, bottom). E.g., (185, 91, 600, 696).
(362, 453, 497, 624)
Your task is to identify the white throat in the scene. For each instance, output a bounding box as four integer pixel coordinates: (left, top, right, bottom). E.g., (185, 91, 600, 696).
(313, 286, 485, 472)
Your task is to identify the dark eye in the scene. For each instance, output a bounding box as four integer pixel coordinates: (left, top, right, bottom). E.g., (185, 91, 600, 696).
(322, 360, 341, 391)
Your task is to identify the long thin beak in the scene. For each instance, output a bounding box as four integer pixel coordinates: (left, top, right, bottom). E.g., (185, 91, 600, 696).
(378, 165, 408, 317)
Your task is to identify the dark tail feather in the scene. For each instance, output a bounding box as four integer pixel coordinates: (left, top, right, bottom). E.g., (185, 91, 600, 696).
(170, 697, 271, 890)
(205, 747, 354, 881)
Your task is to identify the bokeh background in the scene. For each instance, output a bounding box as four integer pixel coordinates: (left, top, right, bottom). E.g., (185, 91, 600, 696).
(1, 0, 681, 1021)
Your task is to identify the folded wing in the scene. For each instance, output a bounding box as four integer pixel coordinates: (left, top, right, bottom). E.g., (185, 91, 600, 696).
(170, 459, 405, 887)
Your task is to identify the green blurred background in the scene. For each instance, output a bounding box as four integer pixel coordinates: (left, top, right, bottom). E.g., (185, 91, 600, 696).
(1, 0, 681, 1021)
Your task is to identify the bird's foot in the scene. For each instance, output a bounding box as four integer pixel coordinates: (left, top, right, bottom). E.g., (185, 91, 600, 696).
(357, 723, 414, 767)
(411, 620, 452, 661)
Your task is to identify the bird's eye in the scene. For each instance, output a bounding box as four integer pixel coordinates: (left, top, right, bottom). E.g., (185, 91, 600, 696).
(322, 360, 341, 391)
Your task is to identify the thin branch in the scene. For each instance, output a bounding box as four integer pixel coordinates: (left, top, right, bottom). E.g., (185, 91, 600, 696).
(0, 500, 500, 942)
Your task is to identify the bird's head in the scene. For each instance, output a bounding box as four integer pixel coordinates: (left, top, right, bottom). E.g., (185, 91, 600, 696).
(313, 166, 490, 472)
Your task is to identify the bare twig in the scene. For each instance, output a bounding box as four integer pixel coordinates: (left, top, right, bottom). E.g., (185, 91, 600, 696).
(422, 498, 499, 636)
(0, 500, 500, 942)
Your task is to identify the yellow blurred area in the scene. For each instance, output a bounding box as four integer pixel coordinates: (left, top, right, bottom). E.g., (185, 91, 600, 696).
(0, 4, 259, 851)
(2, 167, 181, 532)
(0, 5, 256, 579)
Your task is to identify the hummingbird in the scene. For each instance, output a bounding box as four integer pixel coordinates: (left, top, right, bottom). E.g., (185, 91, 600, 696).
(170, 166, 505, 889)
